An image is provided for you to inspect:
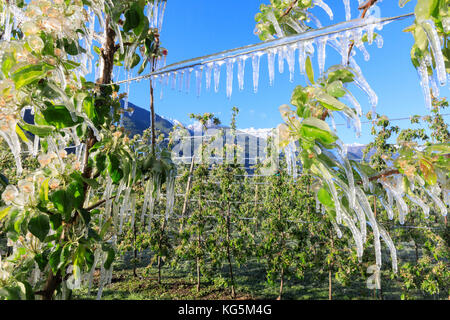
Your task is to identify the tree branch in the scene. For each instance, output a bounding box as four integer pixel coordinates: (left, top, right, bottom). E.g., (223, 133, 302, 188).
(280, 0, 299, 19)
(84, 196, 115, 211)
(347, 0, 378, 63)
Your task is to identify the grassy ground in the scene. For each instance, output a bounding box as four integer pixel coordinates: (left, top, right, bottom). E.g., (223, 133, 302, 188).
(72, 247, 442, 300)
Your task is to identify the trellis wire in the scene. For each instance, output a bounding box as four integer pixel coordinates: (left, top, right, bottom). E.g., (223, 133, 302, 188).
(103, 13, 414, 86)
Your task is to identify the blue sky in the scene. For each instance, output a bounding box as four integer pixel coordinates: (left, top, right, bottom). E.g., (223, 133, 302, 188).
(120, 0, 449, 145)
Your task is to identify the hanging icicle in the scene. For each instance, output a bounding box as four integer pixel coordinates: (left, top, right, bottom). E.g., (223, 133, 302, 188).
(226, 58, 235, 99)
(252, 52, 263, 93)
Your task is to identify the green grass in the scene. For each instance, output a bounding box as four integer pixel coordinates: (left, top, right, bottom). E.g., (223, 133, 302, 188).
(72, 248, 443, 300)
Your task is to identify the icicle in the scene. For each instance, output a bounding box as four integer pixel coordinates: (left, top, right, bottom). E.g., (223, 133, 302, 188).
(339, 145, 356, 209)
(349, 57, 378, 113)
(147, 175, 161, 233)
(178, 70, 184, 92)
(159, 74, 165, 100)
(345, 93, 362, 116)
(418, 57, 432, 110)
(195, 67, 203, 97)
(164, 172, 176, 221)
(96, 259, 106, 300)
(343, 0, 351, 21)
(2, 4, 11, 41)
(356, 187, 382, 269)
(313, 0, 334, 20)
(237, 56, 247, 91)
(375, 33, 384, 48)
(317, 36, 327, 76)
(140, 179, 152, 223)
(100, 178, 114, 227)
(421, 20, 447, 86)
(298, 42, 306, 74)
(353, 28, 370, 61)
(407, 194, 430, 218)
(331, 220, 343, 238)
(285, 16, 305, 34)
(252, 52, 262, 93)
(367, 25, 375, 45)
(341, 207, 364, 258)
(425, 185, 447, 217)
(267, 49, 276, 86)
(378, 224, 398, 273)
(286, 45, 296, 82)
(205, 63, 213, 91)
(278, 46, 285, 74)
(429, 73, 440, 98)
(267, 11, 284, 38)
(379, 197, 394, 220)
(171, 72, 177, 90)
(226, 58, 234, 99)
(213, 61, 224, 93)
(185, 68, 192, 94)
(118, 187, 131, 235)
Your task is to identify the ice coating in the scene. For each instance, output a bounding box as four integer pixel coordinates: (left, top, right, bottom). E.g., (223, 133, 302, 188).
(252, 52, 262, 93)
(298, 42, 306, 74)
(421, 20, 447, 86)
(418, 57, 432, 110)
(317, 36, 327, 75)
(195, 67, 203, 97)
(214, 61, 224, 93)
(343, 0, 351, 21)
(313, 0, 333, 20)
(165, 172, 176, 221)
(267, 11, 284, 38)
(278, 46, 286, 74)
(237, 56, 247, 91)
(267, 49, 276, 86)
(286, 45, 296, 82)
(205, 63, 213, 91)
(226, 58, 235, 99)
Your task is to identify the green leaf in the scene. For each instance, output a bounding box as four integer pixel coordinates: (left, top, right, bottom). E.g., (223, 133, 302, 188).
(83, 96, 96, 122)
(67, 181, 85, 210)
(414, 0, 439, 22)
(37, 104, 82, 129)
(48, 245, 62, 274)
(12, 63, 54, 89)
(100, 217, 112, 239)
(124, 7, 140, 32)
(0, 206, 11, 221)
(49, 213, 62, 230)
(20, 122, 55, 137)
(311, 88, 347, 111)
(27, 214, 50, 242)
(327, 68, 355, 83)
(326, 81, 346, 98)
(107, 154, 123, 184)
(317, 186, 335, 208)
(305, 56, 315, 84)
(300, 117, 337, 145)
(102, 244, 115, 269)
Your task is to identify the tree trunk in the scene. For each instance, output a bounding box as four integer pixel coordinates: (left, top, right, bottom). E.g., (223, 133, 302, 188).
(226, 204, 236, 299)
(41, 270, 62, 300)
(196, 256, 201, 293)
(277, 267, 284, 300)
(133, 222, 138, 278)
